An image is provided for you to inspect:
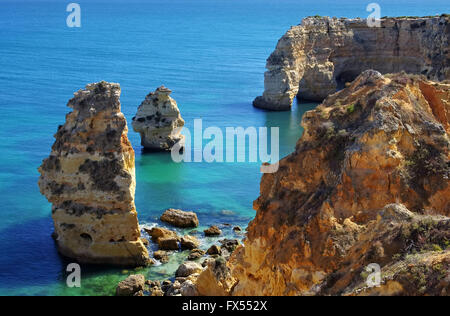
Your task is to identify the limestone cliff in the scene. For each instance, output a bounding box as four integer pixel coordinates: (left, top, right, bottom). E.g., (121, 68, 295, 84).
(231, 71, 450, 295)
(254, 15, 450, 110)
(38, 81, 150, 267)
(132, 86, 184, 151)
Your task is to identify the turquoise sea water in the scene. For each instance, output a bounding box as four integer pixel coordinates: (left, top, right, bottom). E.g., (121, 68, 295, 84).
(0, 0, 448, 296)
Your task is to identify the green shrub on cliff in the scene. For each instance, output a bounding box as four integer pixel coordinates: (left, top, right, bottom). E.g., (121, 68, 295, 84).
(347, 104, 356, 114)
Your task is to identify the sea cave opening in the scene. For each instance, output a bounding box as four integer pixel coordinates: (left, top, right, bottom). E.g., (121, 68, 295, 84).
(335, 70, 361, 90)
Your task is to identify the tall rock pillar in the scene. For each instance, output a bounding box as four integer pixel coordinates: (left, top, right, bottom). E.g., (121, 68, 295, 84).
(38, 81, 149, 267)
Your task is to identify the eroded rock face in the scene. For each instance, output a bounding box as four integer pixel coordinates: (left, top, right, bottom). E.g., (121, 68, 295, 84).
(254, 16, 450, 110)
(196, 256, 236, 296)
(232, 71, 450, 295)
(317, 205, 450, 296)
(38, 81, 149, 267)
(132, 86, 184, 150)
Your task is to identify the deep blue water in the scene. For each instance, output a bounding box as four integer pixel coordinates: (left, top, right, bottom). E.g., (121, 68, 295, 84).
(0, 0, 448, 296)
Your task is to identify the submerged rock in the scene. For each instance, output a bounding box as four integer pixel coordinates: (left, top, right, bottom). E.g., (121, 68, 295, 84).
(116, 274, 145, 296)
(160, 208, 199, 228)
(38, 81, 149, 267)
(204, 225, 222, 236)
(254, 16, 450, 110)
(232, 226, 242, 233)
(132, 86, 184, 150)
(232, 71, 450, 295)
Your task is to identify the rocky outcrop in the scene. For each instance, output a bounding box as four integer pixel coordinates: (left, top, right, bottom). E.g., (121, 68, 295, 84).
(204, 225, 222, 236)
(181, 235, 200, 250)
(196, 257, 236, 296)
(231, 71, 450, 295)
(132, 86, 184, 150)
(145, 226, 178, 242)
(38, 81, 149, 266)
(161, 209, 199, 228)
(317, 205, 450, 296)
(207, 245, 221, 256)
(254, 16, 450, 110)
(219, 239, 240, 259)
(233, 226, 242, 233)
(145, 226, 180, 250)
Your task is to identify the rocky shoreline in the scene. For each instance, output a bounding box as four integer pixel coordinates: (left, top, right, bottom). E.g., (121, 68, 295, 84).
(38, 81, 149, 266)
(117, 209, 243, 296)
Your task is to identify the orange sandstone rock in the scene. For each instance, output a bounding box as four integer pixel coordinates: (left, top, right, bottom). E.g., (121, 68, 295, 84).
(232, 71, 450, 296)
(38, 81, 149, 267)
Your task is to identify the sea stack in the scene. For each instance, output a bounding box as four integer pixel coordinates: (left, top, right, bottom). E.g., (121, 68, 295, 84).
(38, 81, 150, 267)
(253, 16, 450, 110)
(132, 86, 185, 151)
(231, 71, 450, 295)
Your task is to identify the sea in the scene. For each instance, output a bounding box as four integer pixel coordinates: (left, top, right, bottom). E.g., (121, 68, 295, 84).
(0, 0, 447, 296)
